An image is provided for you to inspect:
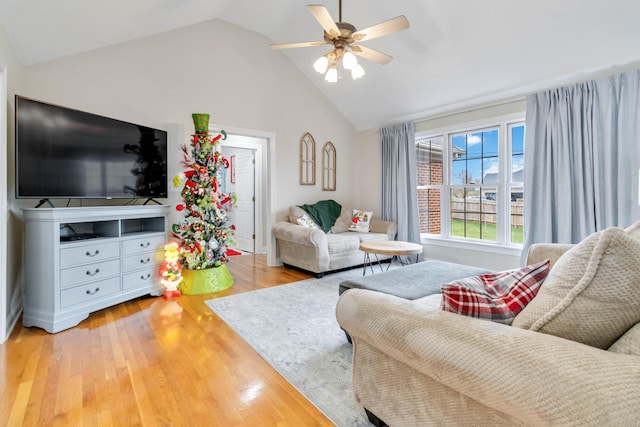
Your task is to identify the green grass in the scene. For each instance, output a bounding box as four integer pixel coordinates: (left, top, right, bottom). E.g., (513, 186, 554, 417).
(450, 220, 523, 244)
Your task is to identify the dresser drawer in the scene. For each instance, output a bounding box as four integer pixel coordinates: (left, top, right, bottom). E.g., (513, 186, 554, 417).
(60, 259, 120, 289)
(122, 266, 160, 290)
(122, 235, 166, 255)
(122, 250, 163, 273)
(60, 277, 121, 308)
(60, 241, 120, 268)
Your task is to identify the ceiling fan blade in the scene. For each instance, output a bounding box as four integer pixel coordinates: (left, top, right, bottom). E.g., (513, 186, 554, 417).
(352, 15, 409, 42)
(351, 45, 393, 65)
(307, 5, 341, 38)
(270, 41, 329, 49)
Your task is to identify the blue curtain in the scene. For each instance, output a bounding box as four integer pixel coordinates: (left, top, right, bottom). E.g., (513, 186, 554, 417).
(522, 69, 640, 261)
(380, 121, 420, 244)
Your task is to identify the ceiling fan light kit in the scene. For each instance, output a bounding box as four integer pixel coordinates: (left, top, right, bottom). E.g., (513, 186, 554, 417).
(271, 1, 409, 83)
(325, 64, 339, 83)
(314, 46, 364, 81)
(313, 55, 329, 73)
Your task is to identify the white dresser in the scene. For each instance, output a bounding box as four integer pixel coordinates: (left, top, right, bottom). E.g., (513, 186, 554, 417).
(22, 205, 169, 333)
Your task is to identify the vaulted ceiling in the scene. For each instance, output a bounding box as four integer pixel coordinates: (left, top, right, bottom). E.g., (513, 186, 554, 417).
(1, 0, 638, 130)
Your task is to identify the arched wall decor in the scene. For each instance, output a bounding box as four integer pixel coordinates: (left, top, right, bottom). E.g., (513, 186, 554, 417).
(322, 141, 336, 191)
(300, 132, 316, 185)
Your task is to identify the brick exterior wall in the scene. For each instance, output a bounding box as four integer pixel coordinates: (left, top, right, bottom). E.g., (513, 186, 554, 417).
(416, 149, 442, 234)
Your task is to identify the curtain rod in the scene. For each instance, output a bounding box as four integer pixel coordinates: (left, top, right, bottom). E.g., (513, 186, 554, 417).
(410, 63, 640, 127)
(412, 96, 526, 125)
(376, 95, 526, 132)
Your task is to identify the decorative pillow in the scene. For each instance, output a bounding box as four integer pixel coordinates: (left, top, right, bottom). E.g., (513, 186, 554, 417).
(296, 213, 318, 229)
(349, 210, 373, 232)
(625, 219, 640, 241)
(512, 227, 640, 349)
(330, 208, 351, 234)
(439, 260, 550, 325)
(288, 206, 307, 225)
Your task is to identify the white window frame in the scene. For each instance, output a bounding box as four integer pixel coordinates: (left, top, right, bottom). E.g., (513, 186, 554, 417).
(416, 112, 525, 256)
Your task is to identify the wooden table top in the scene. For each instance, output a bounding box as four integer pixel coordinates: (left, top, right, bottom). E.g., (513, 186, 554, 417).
(359, 240, 423, 256)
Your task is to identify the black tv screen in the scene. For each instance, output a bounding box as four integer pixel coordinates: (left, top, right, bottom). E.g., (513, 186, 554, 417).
(15, 95, 168, 200)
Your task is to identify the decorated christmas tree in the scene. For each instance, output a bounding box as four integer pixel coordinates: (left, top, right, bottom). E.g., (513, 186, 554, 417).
(171, 113, 235, 293)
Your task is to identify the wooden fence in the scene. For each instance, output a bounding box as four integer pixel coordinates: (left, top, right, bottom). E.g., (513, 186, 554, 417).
(451, 200, 523, 227)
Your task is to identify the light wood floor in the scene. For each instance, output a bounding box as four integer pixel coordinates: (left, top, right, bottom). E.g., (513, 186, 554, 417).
(0, 255, 340, 426)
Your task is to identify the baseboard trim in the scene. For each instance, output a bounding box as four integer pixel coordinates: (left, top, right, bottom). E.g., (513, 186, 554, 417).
(5, 301, 22, 342)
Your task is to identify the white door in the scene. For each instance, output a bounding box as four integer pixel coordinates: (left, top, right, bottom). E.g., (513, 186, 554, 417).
(218, 129, 268, 256)
(233, 149, 255, 253)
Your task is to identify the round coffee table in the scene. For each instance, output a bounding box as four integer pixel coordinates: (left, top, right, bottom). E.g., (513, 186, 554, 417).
(359, 240, 423, 275)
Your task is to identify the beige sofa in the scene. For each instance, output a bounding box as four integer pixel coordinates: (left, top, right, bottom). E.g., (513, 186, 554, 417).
(336, 225, 640, 426)
(272, 205, 397, 277)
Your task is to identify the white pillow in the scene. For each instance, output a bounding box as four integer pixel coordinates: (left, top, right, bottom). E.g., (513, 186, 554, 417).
(288, 206, 307, 224)
(349, 209, 372, 232)
(296, 213, 318, 229)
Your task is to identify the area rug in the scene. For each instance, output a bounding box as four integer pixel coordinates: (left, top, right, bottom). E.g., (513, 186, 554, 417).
(205, 269, 372, 427)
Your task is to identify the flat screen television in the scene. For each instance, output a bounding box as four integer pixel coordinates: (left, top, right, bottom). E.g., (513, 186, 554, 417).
(15, 95, 168, 202)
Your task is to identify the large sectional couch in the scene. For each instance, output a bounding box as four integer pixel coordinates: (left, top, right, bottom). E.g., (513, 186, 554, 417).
(337, 223, 640, 426)
(272, 204, 397, 277)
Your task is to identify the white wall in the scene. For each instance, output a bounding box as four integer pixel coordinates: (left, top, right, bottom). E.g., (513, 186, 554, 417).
(414, 99, 527, 133)
(422, 241, 520, 272)
(0, 21, 24, 341)
(353, 128, 382, 212)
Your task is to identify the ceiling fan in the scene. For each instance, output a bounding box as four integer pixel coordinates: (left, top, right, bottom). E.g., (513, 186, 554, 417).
(271, 0, 409, 82)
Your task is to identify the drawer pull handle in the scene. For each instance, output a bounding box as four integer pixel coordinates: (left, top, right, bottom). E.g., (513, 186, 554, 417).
(140, 242, 151, 248)
(140, 273, 151, 280)
(86, 287, 100, 295)
(86, 268, 100, 277)
(140, 258, 151, 264)
(86, 250, 100, 257)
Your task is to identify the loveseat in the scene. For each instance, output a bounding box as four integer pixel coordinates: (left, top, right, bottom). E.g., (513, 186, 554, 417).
(336, 223, 640, 426)
(272, 202, 397, 277)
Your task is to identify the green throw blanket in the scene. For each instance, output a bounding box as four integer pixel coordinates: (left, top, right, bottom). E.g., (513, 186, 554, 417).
(299, 200, 342, 233)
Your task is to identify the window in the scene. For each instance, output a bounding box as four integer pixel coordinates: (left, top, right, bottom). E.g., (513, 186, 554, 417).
(416, 118, 525, 247)
(509, 123, 524, 244)
(451, 128, 499, 241)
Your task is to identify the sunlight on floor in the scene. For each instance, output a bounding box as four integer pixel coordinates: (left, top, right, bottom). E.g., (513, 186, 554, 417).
(241, 382, 265, 404)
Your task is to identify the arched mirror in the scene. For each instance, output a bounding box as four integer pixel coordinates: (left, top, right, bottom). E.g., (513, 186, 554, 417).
(322, 141, 336, 191)
(300, 132, 315, 185)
